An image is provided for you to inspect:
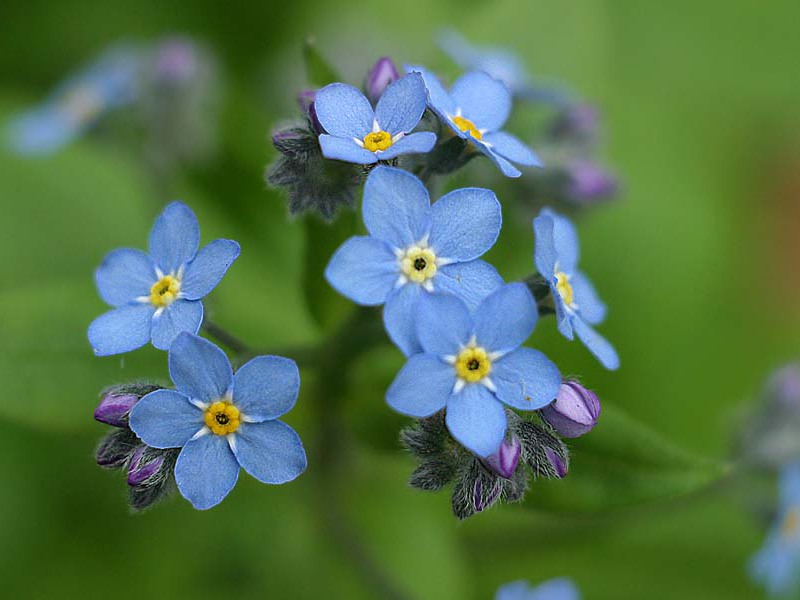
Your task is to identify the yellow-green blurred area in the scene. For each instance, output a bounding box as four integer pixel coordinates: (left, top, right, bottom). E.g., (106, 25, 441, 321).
(2, 1, 800, 598)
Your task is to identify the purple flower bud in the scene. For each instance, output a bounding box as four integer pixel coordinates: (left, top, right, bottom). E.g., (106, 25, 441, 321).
(481, 435, 522, 479)
(296, 89, 324, 135)
(155, 38, 199, 83)
(127, 446, 166, 487)
(365, 57, 400, 104)
(564, 160, 619, 204)
(767, 365, 800, 414)
(550, 103, 599, 143)
(95, 430, 138, 468)
(541, 380, 601, 438)
(544, 447, 568, 478)
(473, 478, 503, 513)
(94, 392, 139, 427)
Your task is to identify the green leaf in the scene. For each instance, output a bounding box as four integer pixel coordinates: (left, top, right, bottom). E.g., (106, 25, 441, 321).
(303, 37, 341, 87)
(524, 402, 730, 513)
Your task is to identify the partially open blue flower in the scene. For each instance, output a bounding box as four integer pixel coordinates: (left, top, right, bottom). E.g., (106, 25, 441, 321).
(88, 201, 240, 355)
(750, 462, 800, 596)
(129, 333, 307, 510)
(534, 208, 619, 370)
(325, 166, 504, 355)
(406, 64, 541, 178)
(313, 72, 436, 164)
(496, 578, 580, 600)
(386, 284, 561, 457)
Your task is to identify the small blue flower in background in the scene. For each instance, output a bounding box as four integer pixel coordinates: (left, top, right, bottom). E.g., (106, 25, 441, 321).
(6, 45, 141, 156)
(534, 208, 619, 370)
(750, 461, 800, 596)
(325, 165, 504, 355)
(386, 284, 561, 457)
(496, 578, 581, 600)
(129, 333, 307, 510)
(313, 72, 436, 164)
(406, 64, 541, 177)
(88, 201, 240, 355)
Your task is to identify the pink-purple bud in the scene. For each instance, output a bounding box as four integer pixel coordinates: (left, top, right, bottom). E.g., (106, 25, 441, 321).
(544, 447, 568, 478)
(541, 380, 601, 438)
(473, 478, 503, 513)
(481, 435, 522, 479)
(365, 57, 400, 104)
(94, 393, 139, 428)
(296, 89, 324, 135)
(127, 446, 166, 487)
(155, 38, 200, 83)
(564, 160, 619, 204)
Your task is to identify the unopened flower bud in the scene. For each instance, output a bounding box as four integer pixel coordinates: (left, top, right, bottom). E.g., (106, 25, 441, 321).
(541, 380, 601, 438)
(544, 447, 568, 478)
(481, 435, 522, 479)
(563, 160, 618, 204)
(365, 57, 399, 104)
(94, 393, 139, 428)
(96, 429, 139, 468)
(473, 477, 503, 513)
(154, 38, 199, 84)
(296, 89, 324, 134)
(127, 446, 166, 487)
(549, 103, 599, 144)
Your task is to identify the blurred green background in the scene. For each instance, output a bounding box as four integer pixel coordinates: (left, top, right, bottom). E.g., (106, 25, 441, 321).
(3, 0, 800, 598)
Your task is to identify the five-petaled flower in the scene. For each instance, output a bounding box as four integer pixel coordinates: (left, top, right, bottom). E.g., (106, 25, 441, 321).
(386, 284, 561, 457)
(88, 201, 240, 355)
(129, 333, 307, 510)
(495, 578, 581, 600)
(406, 65, 541, 177)
(325, 165, 504, 355)
(533, 208, 619, 370)
(314, 72, 436, 164)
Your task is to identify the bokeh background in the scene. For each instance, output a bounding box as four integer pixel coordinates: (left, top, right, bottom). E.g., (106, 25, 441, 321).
(2, 0, 800, 598)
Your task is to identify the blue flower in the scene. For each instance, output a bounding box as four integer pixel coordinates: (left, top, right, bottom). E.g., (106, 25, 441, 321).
(6, 45, 141, 156)
(406, 64, 541, 178)
(750, 462, 800, 596)
(313, 72, 436, 164)
(533, 208, 619, 370)
(496, 578, 581, 600)
(386, 284, 561, 457)
(325, 165, 504, 355)
(129, 333, 307, 510)
(88, 201, 240, 356)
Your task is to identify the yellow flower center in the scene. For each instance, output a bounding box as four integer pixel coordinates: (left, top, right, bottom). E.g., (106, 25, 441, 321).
(555, 272, 574, 306)
(455, 346, 492, 383)
(400, 246, 437, 283)
(150, 275, 181, 308)
(783, 507, 800, 539)
(363, 130, 393, 152)
(204, 401, 241, 436)
(451, 115, 482, 141)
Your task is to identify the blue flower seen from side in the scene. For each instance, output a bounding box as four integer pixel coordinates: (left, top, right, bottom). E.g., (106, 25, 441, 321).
(534, 208, 619, 370)
(314, 72, 436, 164)
(387, 283, 561, 457)
(750, 461, 800, 596)
(129, 333, 307, 510)
(88, 201, 240, 355)
(325, 165, 504, 356)
(496, 578, 581, 600)
(406, 64, 541, 177)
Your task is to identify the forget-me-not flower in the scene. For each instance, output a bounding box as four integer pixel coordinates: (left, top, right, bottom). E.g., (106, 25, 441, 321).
(496, 578, 580, 600)
(534, 208, 619, 370)
(6, 45, 141, 156)
(325, 165, 504, 355)
(386, 284, 561, 457)
(129, 333, 307, 510)
(406, 64, 541, 178)
(88, 201, 240, 355)
(314, 72, 436, 164)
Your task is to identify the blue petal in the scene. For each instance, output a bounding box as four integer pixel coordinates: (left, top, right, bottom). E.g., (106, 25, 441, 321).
(429, 187, 501, 261)
(450, 71, 511, 132)
(313, 83, 375, 138)
(541, 208, 580, 273)
(363, 166, 430, 248)
(555, 297, 574, 340)
(325, 236, 398, 305)
(473, 283, 538, 354)
(233, 420, 307, 484)
(482, 131, 542, 167)
(149, 201, 200, 274)
(151, 299, 204, 350)
(405, 65, 456, 117)
(233, 356, 300, 422)
(6, 107, 80, 156)
(415, 292, 472, 356)
(445, 384, 507, 457)
(383, 283, 423, 356)
(435, 260, 504, 309)
(181, 239, 240, 301)
(492, 348, 561, 411)
(129, 389, 203, 448)
(529, 579, 581, 600)
(169, 332, 233, 402)
(495, 580, 531, 600)
(375, 72, 427, 134)
(533, 213, 557, 276)
(375, 131, 436, 160)
(88, 303, 154, 356)
(387, 353, 453, 417)
(175, 434, 239, 510)
(318, 134, 378, 164)
(572, 317, 620, 370)
(571, 272, 606, 325)
(481, 145, 522, 177)
(780, 462, 800, 509)
(95, 248, 156, 307)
